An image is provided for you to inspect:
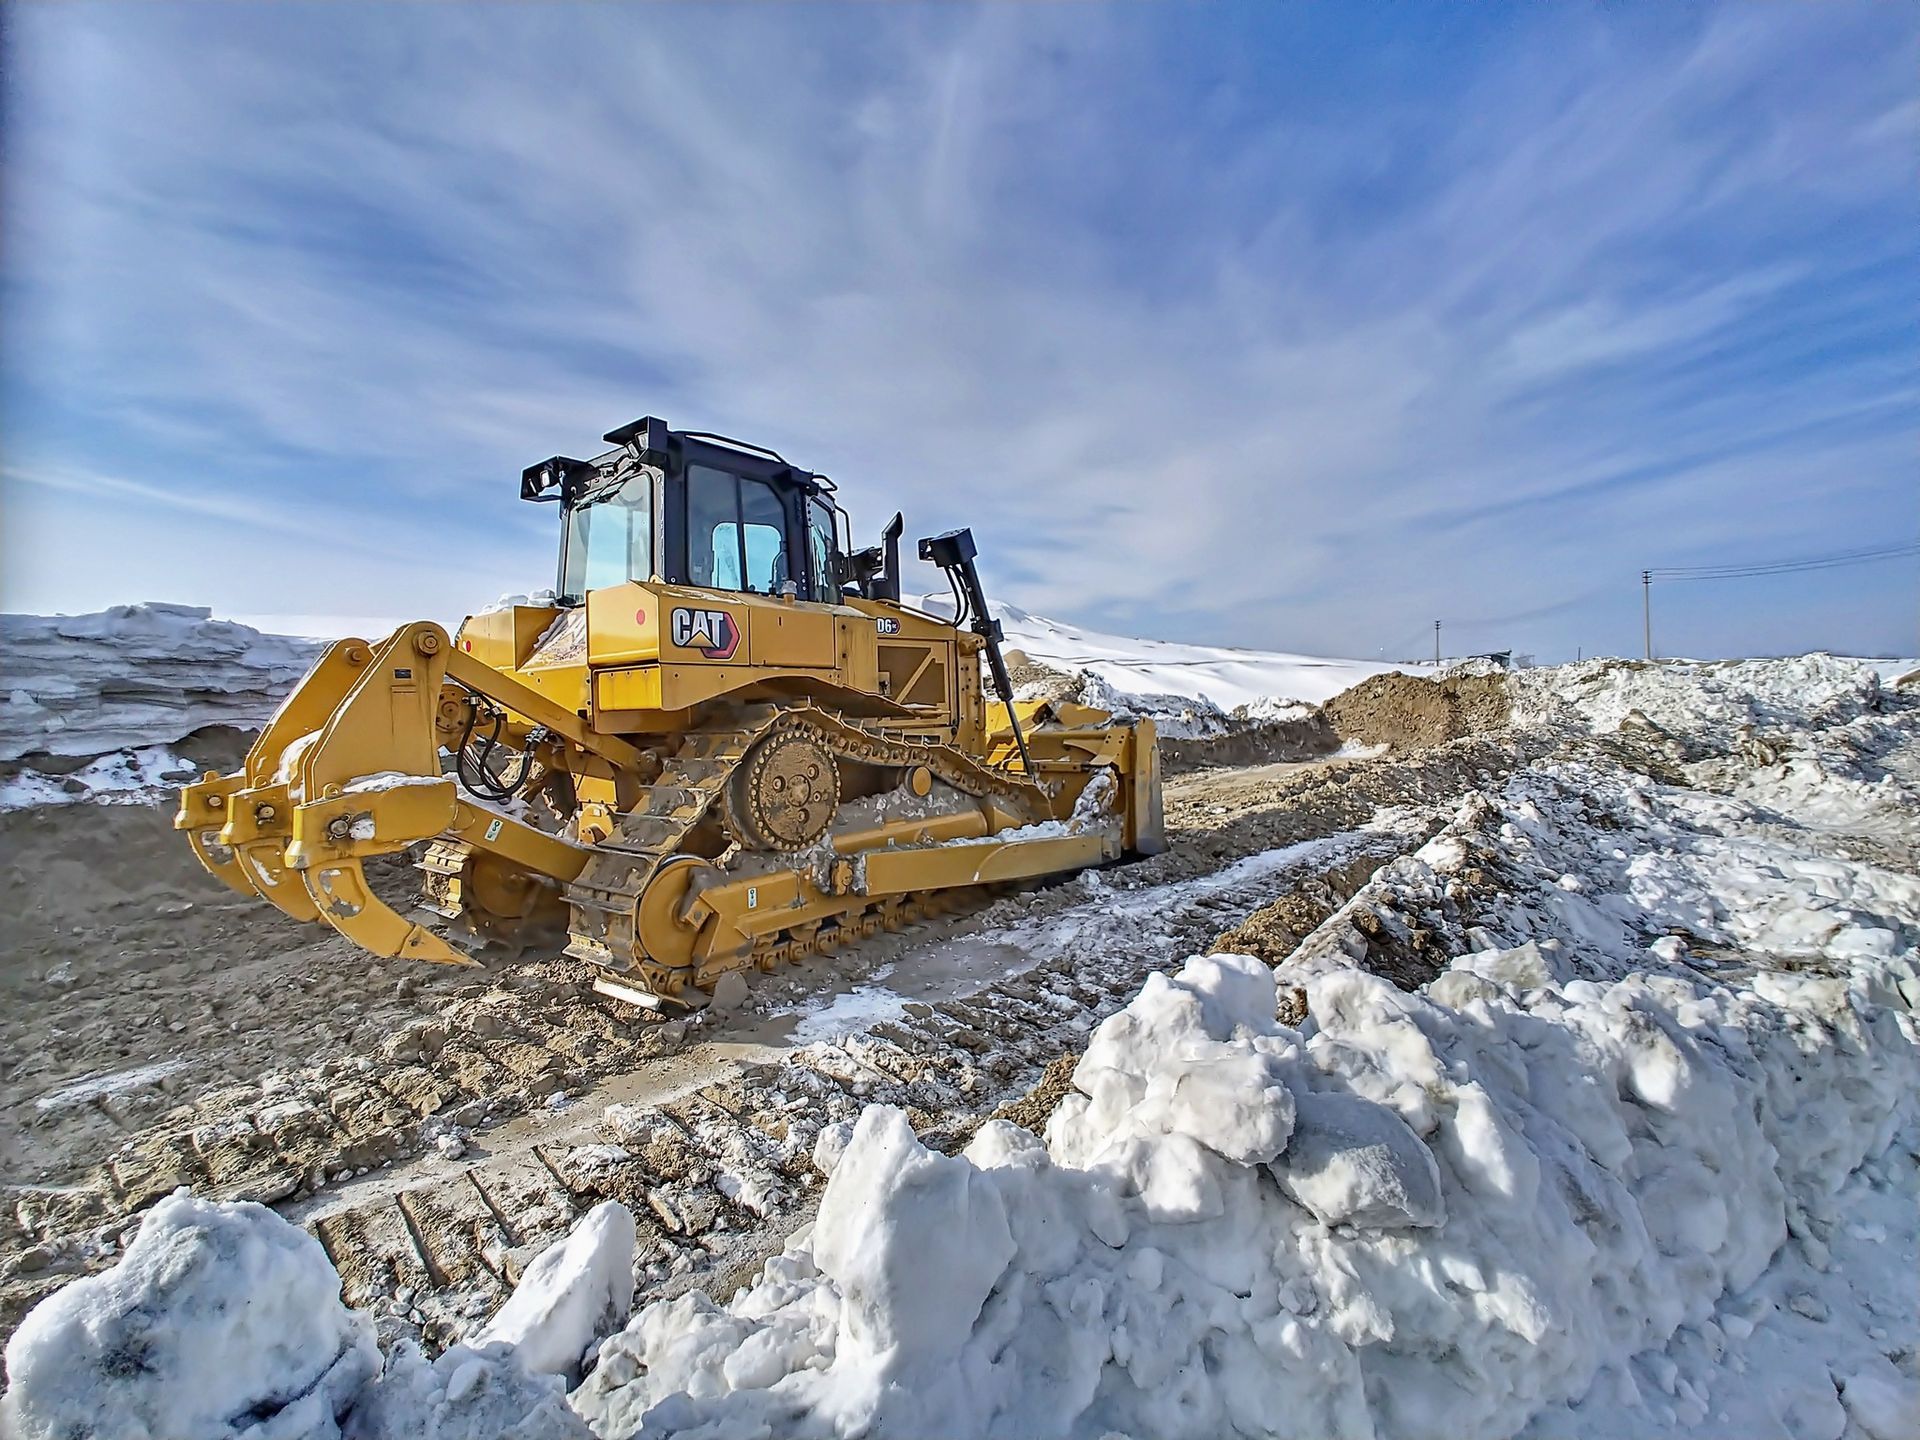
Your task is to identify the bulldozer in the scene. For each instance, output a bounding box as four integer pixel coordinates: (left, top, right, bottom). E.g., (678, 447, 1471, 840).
(175, 417, 1164, 1006)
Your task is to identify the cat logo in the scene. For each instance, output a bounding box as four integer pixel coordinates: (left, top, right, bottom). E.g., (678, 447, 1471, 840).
(669, 606, 739, 660)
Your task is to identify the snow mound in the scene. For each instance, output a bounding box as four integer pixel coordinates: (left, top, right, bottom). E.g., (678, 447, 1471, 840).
(1, 1191, 379, 1440)
(0, 604, 324, 762)
(569, 935, 1914, 1439)
(0, 1193, 643, 1439)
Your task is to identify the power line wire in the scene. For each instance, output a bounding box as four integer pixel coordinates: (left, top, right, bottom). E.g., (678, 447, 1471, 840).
(1649, 541, 1920, 581)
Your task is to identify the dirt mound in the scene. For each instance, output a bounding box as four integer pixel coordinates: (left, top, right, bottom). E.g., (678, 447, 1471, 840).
(1321, 672, 1510, 754)
(1159, 714, 1338, 774)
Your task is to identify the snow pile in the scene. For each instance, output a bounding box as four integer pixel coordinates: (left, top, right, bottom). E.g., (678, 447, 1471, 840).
(0, 743, 198, 812)
(1, 1189, 637, 1440)
(343, 1343, 591, 1440)
(917, 592, 1399, 710)
(569, 933, 1914, 1439)
(1053, 669, 1242, 741)
(1, 1191, 380, 1439)
(1513, 653, 1888, 737)
(0, 604, 323, 761)
(1237, 694, 1317, 724)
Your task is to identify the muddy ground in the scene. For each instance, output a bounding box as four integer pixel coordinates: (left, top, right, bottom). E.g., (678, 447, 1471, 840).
(0, 673, 1539, 1345)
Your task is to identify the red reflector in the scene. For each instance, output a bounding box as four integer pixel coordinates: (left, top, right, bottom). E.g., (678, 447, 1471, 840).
(462, 640, 471, 651)
(634, 608, 648, 625)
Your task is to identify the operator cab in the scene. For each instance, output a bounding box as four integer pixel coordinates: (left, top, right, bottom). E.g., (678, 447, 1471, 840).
(522, 417, 850, 607)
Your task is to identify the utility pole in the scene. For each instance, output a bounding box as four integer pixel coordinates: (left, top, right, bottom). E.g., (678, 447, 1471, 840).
(1641, 570, 1652, 660)
(1433, 620, 1441, 667)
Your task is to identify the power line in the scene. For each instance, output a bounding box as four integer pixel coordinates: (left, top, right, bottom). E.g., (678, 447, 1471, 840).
(1648, 541, 1920, 581)
(1643, 539, 1920, 658)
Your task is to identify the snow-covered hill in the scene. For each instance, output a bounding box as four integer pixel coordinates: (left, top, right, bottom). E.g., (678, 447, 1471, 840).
(918, 594, 1403, 709)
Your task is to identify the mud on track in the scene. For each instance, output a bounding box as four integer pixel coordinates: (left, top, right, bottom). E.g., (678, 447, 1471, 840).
(0, 732, 1542, 1345)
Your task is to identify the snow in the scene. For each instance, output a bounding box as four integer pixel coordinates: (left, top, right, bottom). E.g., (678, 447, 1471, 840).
(0, 604, 324, 762)
(574, 928, 1913, 1440)
(472, 1200, 637, 1383)
(344, 1342, 592, 1439)
(3, 629, 1916, 1438)
(345, 770, 450, 794)
(916, 592, 1400, 711)
(33, 1059, 191, 1112)
(0, 744, 200, 813)
(1, 1191, 379, 1440)
(0, 1193, 634, 1439)
(1512, 651, 1891, 737)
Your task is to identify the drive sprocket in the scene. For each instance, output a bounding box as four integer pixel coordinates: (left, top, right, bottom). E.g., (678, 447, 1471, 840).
(725, 728, 840, 851)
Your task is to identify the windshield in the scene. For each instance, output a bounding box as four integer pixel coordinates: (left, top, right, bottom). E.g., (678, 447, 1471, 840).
(559, 477, 654, 601)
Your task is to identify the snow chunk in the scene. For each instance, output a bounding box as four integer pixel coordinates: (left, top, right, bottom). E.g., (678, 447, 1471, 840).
(1273, 1091, 1445, 1229)
(473, 1201, 635, 1382)
(814, 1106, 1016, 1370)
(1050, 953, 1299, 1173)
(1, 1192, 378, 1440)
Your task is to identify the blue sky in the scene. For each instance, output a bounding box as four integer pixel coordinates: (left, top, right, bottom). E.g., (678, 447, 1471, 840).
(3, 2, 1915, 661)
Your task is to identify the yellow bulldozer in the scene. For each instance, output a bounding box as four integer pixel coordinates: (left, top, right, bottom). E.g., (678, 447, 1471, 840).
(176, 417, 1164, 1006)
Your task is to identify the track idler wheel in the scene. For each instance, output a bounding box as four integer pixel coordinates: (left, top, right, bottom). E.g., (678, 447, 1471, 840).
(725, 729, 840, 851)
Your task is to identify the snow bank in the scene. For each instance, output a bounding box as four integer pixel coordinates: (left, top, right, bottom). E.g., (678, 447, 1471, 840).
(0, 604, 324, 761)
(1, 1191, 379, 1440)
(570, 934, 1914, 1440)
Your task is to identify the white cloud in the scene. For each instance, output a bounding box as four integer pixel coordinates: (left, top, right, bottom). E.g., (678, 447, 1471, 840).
(2, 3, 1914, 661)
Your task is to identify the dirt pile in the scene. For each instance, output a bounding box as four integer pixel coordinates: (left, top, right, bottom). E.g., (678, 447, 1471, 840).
(1159, 714, 1337, 774)
(1321, 671, 1511, 753)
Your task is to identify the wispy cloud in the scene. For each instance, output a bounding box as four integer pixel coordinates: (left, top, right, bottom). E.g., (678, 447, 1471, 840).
(3, 2, 1915, 660)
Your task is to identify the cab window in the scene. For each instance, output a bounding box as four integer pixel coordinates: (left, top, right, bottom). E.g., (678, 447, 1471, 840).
(688, 465, 791, 595)
(808, 497, 836, 600)
(559, 478, 653, 600)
